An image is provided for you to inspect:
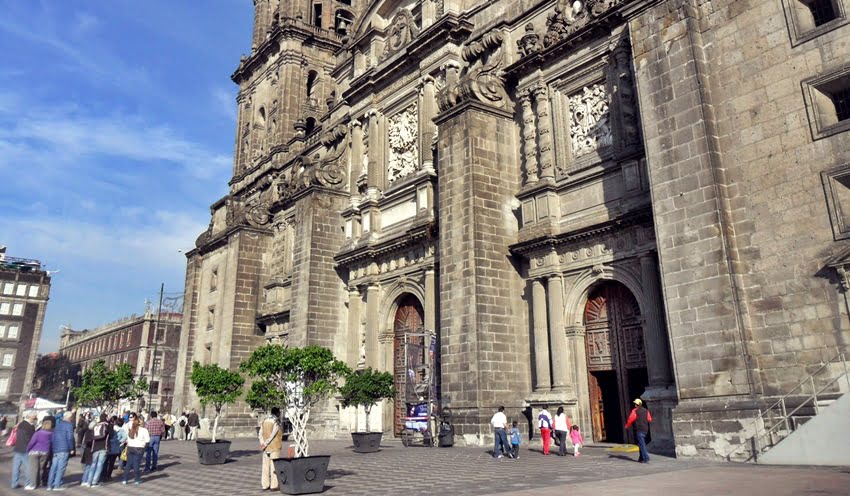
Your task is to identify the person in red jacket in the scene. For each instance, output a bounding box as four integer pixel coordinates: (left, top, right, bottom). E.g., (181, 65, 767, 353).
(625, 398, 652, 463)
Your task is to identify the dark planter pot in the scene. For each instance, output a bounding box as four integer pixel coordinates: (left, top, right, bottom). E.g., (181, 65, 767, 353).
(273, 455, 331, 495)
(351, 432, 383, 453)
(196, 440, 231, 465)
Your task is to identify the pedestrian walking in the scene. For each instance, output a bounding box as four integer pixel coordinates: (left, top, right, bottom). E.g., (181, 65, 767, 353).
(25, 418, 54, 490)
(39, 415, 55, 488)
(259, 407, 283, 491)
(537, 405, 553, 455)
(625, 398, 653, 463)
(553, 406, 572, 456)
(123, 416, 150, 485)
(81, 413, 110, 487)
(509, 420, 521, 459)
(10, 411, 37, 490)
(570, 425, 583, 457)
(177, 412, 188, 441)
(47, 411, 75, 490)
(490, 406, 510, 458)
(103, 418, 125, 482)
(145, 411, 166, 472)
(187, 409, 200, 440)
(163, 412, 175, 440)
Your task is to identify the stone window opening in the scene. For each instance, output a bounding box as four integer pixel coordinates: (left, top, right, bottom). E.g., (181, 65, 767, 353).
(305, 117, 317, 135)
(256, 106, 267, 129)
(210, 268, 218, 292)
(306, 70, 319, 108)
(803, 65, 850, 139)
(782, 0, 847, 45)
(822, 163, 850, 239)
(335, 9, 354, 36)
(313, 3, 323, 28)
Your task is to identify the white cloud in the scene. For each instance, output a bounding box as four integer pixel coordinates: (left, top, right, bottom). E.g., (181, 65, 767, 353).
(211, 86, 238, 122)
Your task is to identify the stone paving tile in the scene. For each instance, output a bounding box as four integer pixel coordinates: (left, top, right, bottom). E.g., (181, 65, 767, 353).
(0, 438, 843, 496)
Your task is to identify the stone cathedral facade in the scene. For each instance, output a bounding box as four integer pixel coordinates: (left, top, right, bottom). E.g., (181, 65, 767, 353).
(174, 0, 850, 459)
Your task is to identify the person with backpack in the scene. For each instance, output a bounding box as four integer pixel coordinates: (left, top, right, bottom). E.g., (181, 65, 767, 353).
(81, 413, 111, 486)
(177, 412, 188, 441)
(10, 411, 37, 489)
(537, 405, 553, 455)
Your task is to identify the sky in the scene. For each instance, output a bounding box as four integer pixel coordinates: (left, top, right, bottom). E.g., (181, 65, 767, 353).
(0, 0, 253, 352)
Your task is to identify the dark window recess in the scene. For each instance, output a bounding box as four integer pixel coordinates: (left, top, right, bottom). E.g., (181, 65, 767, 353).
(313, 4, 323, 28)
(149, 380, 160, 395)
(833, 86, 850, 122)
(803, 0, 838, 27)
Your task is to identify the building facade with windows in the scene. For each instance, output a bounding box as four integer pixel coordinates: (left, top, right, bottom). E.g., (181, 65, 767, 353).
(0, 246, 51, 417)
(174, 0, 850, 459)
(59, 309, 182, 413)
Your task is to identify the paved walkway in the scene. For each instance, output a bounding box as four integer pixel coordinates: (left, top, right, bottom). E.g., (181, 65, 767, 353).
(1, 438, 848, 495)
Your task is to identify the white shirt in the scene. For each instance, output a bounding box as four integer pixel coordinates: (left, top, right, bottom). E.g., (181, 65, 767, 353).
(538, 409, 552, 429)
(554, 413, 570, 431)
(491, 411, 507, 429)
(125, 426, 151, 448)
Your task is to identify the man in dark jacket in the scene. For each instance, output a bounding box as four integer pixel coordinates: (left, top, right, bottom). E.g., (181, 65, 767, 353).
(625, 398, 653, 463)
(187, 409, 200, 440)
(11, 411, 37, 489)
(47, 411, 75, 490)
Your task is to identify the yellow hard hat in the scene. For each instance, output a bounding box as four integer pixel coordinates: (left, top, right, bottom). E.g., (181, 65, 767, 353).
(633, 398, 642, 406)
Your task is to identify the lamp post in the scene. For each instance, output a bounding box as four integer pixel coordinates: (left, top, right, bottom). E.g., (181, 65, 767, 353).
(147, 283, 164, 411)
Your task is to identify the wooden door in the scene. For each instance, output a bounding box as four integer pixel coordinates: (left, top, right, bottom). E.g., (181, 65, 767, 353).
(584, 282, 647, 443)
(393, 295, 424, 435)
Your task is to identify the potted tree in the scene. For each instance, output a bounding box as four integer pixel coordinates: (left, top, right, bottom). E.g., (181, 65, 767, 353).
(246, 378, 291, 440)
(189, 361, 245, 465)
(241, 345, 349, 495)
(339, 367, 395, 453)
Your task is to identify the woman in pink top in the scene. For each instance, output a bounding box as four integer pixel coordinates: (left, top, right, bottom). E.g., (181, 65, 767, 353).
(569, 425, 583, 457)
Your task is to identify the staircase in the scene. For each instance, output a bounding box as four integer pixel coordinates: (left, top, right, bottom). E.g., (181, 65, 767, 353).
(727, 353, 850, 464)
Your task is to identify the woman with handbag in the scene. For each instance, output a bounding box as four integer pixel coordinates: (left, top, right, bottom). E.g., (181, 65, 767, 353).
(122, 415, 150, 485)
(103, 418, 126, 481)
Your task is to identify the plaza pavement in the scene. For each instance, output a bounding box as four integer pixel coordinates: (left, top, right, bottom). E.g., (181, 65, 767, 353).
(1, 437, 848, 495)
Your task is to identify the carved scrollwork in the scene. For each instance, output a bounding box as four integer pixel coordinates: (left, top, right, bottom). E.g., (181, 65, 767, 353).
(439, 31, 511, 112)
(381, 9, 420, 61)
(569, 83, 612, 157)
(542, 1, 623, 48)
(517, 23, 542, 57)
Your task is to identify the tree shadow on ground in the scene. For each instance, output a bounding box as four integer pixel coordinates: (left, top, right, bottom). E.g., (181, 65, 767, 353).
(227, 449, 258, 460)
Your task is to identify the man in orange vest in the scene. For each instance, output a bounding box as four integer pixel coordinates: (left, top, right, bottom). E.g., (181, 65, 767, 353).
(259, 407, 283, 490)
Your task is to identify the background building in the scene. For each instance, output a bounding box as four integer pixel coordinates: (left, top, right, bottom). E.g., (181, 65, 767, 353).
(60, 308, 182, 413)
(0, 245, 51, 418)
(174, 0, 850, 461)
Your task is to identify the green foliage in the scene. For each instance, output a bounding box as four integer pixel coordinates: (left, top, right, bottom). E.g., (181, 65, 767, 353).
(245, 379, 286, 412)
(73, 360, 148, 410)
(339, 368, 395, 413)
(239, 344, 350, 409)
(190, 361, 245, 413)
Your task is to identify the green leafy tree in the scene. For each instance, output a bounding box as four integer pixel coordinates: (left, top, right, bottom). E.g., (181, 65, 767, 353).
(339, 367, 395, 433)
(245, 379, 286, 413)
(190, 361, 245, 443)
(73, 360, 148, 412)
(240, 345, 350, 457)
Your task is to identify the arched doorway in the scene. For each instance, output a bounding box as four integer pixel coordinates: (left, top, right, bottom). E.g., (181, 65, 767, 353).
(393, 294, 424, 435)
(583, 281, 648, 443)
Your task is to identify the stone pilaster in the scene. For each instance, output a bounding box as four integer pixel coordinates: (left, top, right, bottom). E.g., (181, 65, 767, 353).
(532, 278, 550, 391)
(532, 82, 554, 182)
(547, 274, 572, 393)
(347, 286, 362, 368)
(419, 77, 438, 172)
(519, 89, 538, 185)
(365, 283, 380, 369)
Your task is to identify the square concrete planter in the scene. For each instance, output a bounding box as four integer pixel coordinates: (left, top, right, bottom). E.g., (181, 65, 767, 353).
(351, 432, 383, 453)
(196, 440, 231, 465)
(273, 455, 330, 494)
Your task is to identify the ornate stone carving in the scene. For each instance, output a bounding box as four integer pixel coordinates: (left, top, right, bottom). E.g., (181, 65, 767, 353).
(569, 83, 612, 158)
(543, 1, 624, 48)
(439, 31, 511, 112)
(518, 89, 539, 184)
(387, 104, 419, 184)
(517, 23, 541, 57)
(381, 9, 419, 61)
(275, 128, 349, 204)
(611, 38, 640, 147)
(532, 83, 555, 177)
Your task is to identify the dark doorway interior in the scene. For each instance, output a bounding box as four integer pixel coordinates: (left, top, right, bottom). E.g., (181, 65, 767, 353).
(591, 370, 624, 444)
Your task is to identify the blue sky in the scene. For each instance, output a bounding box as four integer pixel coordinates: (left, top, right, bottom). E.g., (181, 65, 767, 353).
(0, 0, 252, 352)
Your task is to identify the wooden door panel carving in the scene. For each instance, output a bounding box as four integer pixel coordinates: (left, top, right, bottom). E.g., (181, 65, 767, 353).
(393, 295, 424, 436)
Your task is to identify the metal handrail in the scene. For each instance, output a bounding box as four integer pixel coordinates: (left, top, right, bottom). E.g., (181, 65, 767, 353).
(726, 353, 848, 461)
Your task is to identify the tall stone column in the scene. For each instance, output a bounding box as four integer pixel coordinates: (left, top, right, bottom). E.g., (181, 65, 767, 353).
(347, 286, 362, 367)
(366, 110, 381, 194)
(424, 267, 437, 333)
(365, 283, 380, 369)
(547, 274, 572, 392)
(519, 89, 538, 185)
(532, 278, 551, 391)
(419, 77, 438, 172)
(640, 253, 674, 388)
(349, 119, 364, 198)
(532, 83, 555, 182)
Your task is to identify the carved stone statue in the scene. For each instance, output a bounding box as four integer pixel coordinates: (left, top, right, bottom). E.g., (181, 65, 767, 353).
(387, 105, 419, 183)
(569, 83, 612, 157)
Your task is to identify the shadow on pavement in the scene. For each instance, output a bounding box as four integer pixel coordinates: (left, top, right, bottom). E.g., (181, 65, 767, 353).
(607, 454, 640, 462)
(326, 468, 356, 480)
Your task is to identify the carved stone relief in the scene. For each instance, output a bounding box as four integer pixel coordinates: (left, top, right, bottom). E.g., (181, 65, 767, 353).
(387, 104, 419, 184)
(381, 10, 420, 61)
(569, 83, 612, 158)
(439, 32, 511, 112)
